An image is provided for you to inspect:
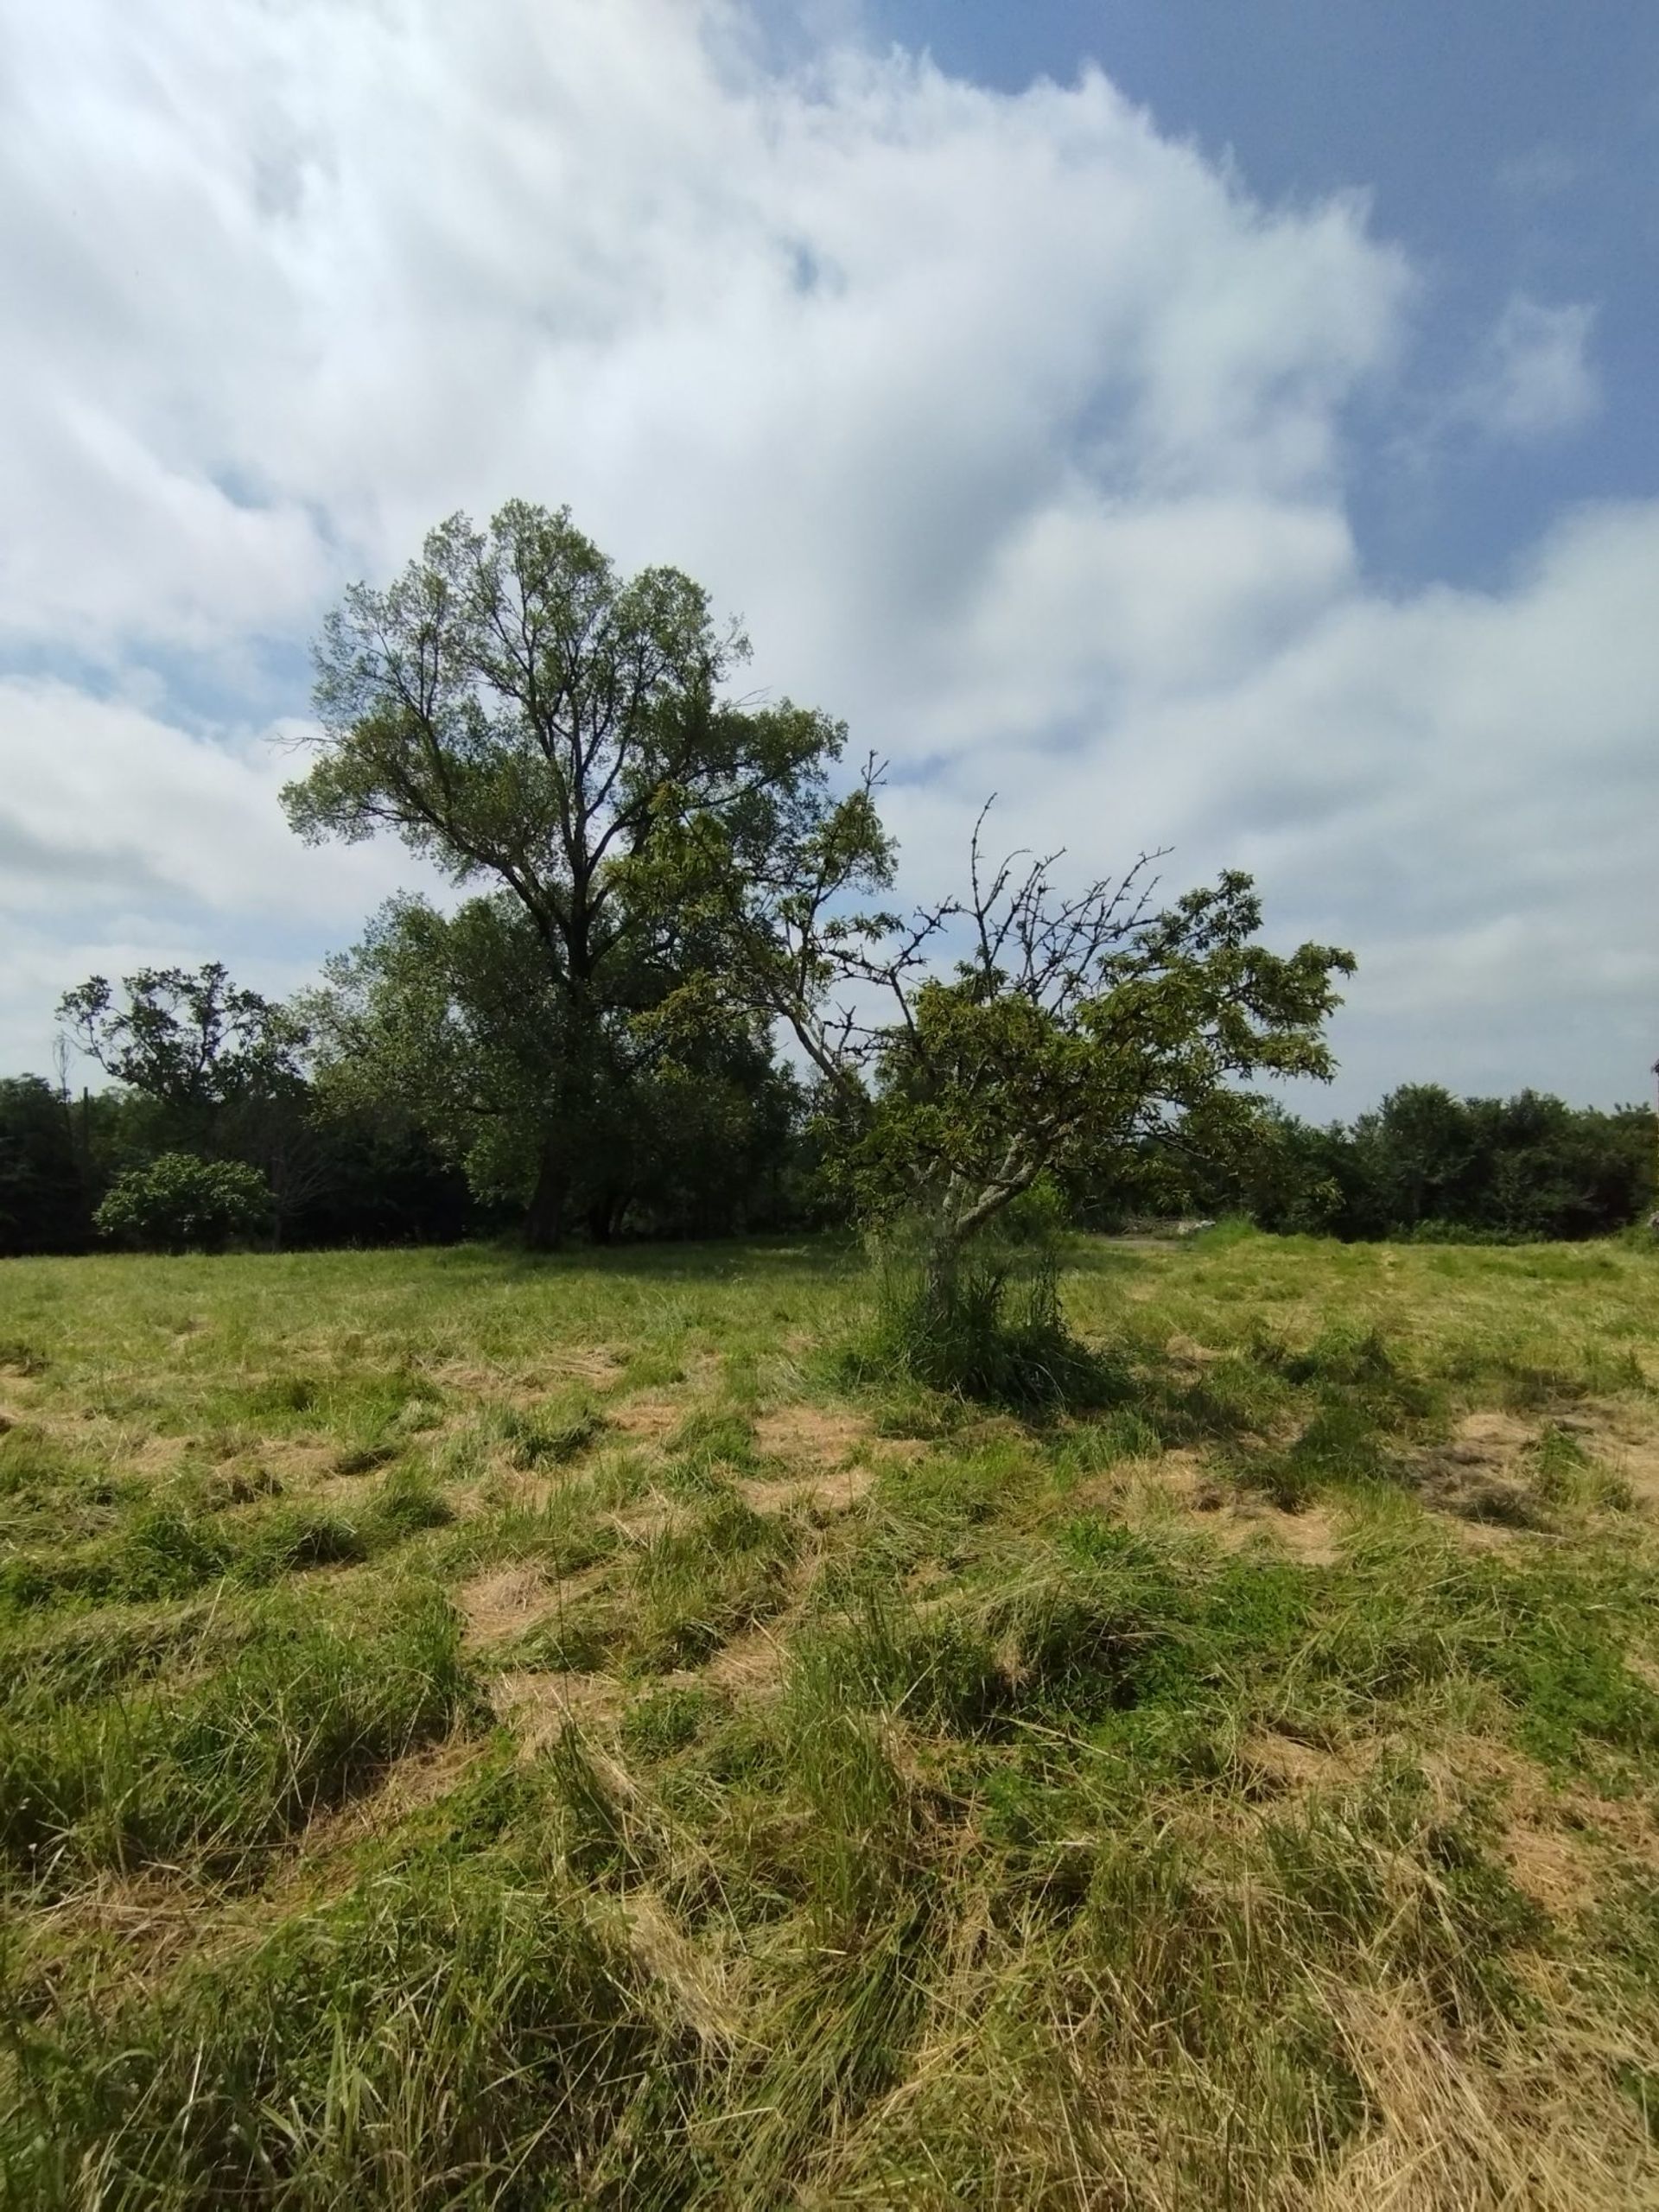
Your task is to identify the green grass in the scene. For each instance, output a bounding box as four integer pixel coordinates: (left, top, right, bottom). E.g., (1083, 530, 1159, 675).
(0, 1229, 1657, 2205)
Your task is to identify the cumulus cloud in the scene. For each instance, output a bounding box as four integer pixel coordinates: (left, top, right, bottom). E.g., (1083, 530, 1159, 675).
(1455, 294, 1599, 442)
(0, 679, 435, 1070)
(0, 682, 418, 925)
(0, 3, 1408, 664)
(0, 0, 1649, 1109)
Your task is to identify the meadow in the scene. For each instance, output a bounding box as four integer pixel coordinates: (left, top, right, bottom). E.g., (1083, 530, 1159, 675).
(1, 1227, 1657, 2208)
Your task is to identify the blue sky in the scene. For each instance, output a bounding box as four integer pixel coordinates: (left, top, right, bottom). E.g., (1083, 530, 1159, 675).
(844, 0, 1659, 587)
(1, 0, 1655, 1113)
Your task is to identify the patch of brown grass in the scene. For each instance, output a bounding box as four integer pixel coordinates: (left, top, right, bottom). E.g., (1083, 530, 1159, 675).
(1240, 1731, 1369, 1795)
(609, 1396, 684, 1441)
(736, 1464, 875, 1516)
(548, 1348, 627, 1390)
(603, 1891, 750, 2052)
(1165, 1331, 1225, 1367)
(1417, 1409, 1541, 1528)
(701, 1621, 790, 1696)
(753, 1402, 872, 1464)
(1301, 1980, 1659, 2212)
(489, 1667, 623, 1750)
(1426, 1738, 1659, 1908)
(458, 1560, 611, 1647)
(1144, 1448, 1346, 1564)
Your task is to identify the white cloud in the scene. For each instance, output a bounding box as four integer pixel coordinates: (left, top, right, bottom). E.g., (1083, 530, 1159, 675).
(0, 0, 1650, 1112)
(0, 680, 435, 1071)
(0, 682, 416, 924)
(0, 3, 1410, 662)
(1455, 293, 1599, 442)
(872, 492, 1659, 1108)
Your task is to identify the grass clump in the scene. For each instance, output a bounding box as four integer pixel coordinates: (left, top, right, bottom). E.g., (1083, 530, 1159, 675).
(853, 1217, 1114, 1410)
(630, 1497, 798, 1655)
(665, 1407, 758, 1485)
(0, 1820, 690, 2209)
(498, 1395, 604, 1469)
(0, 1583, 475, 1890)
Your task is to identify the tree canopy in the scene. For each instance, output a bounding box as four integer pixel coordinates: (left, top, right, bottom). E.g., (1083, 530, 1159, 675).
(283, 500, 874, 1244)
(306, 892, 801, 1243)
(58, 963, 305, 1125)
(672, 788, 1354, 1251)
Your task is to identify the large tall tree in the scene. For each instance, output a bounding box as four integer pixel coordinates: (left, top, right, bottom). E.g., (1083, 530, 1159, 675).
(304, 891, 799, 1241)
(284, 501, 875, 1245)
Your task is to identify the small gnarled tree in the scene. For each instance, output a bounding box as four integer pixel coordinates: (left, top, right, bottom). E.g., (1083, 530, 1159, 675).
(670, 786, 1355, 1255)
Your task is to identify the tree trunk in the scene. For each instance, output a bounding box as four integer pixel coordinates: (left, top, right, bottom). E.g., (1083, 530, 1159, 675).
(524, 1135, 568, 1250)
(587, 1189, 624, 1245)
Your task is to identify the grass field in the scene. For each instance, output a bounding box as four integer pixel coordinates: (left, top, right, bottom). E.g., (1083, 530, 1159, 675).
(2, 1228, 1658, 2208)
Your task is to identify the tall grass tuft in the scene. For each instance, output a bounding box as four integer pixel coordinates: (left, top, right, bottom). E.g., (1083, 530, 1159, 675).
(853, 1204, 1114, 1409)
(0, 1822, 699, 2209)
(0, 1585, 476, 1890)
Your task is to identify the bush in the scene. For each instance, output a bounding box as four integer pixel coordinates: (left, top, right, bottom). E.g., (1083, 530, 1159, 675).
(94, 1152, 272, 1253)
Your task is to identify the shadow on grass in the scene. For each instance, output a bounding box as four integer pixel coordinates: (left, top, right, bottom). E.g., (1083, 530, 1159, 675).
(466, 1230, 865, 1287)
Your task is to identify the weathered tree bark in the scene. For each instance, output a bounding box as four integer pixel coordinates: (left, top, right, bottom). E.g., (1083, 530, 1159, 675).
(524, 1135, 568, 1250)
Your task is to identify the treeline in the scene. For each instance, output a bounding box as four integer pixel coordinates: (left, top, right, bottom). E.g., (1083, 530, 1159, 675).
(1153, 1084, 1656, 1243)
(4, 499, 1651, 1262)
(1, 961, 817, 1257)
(4, 1009, 1651, 1257)
(0, 1064, 479, 1258)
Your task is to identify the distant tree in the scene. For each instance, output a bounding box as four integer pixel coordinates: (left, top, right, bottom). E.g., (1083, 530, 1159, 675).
(95, 1154, 272, 1254)
(308, 891, 800, 1241)
(284, 501, 876, 1246)
(1217, 1086, 1656, 1243)
(274, 1104, 480, 1249)
(57, 962, 327, 1245)
(57, 963, 307, 1131)
(1080, 1097, 1358, 1236)
(1349, 1084, 1480, 1231)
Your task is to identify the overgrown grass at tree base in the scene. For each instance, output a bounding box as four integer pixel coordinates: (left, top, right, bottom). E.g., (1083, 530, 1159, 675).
(2, 1230, 1659, 2205)
(853, 1205, 1115, 1407)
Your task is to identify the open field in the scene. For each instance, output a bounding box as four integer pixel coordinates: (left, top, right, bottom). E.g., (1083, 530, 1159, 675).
(2, 1230, 1658, 2207)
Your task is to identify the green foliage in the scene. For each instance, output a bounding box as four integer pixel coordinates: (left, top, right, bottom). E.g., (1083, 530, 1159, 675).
(308, 890, 804, 1243)
(57, 963, 307, 1122)
(498, 1398, 604, 1470)
(0, 1077, 86, 1256)
(1210, 1085, 1658, 1243)
(861, 868, 1350, 1239)
(286, 499, 861, 1248)
(94, 1153, 272, 1254)
(724, 797, 1354, 1254)
(0, 1806, 685, 2209)
(620, 1681, 715, 1759)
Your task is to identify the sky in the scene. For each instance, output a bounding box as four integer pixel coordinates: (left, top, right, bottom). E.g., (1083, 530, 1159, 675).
(2, 0, 1656, 1116)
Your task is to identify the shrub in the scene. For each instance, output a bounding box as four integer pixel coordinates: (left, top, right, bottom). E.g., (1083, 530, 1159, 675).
(94, 1153, 272, 1253)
